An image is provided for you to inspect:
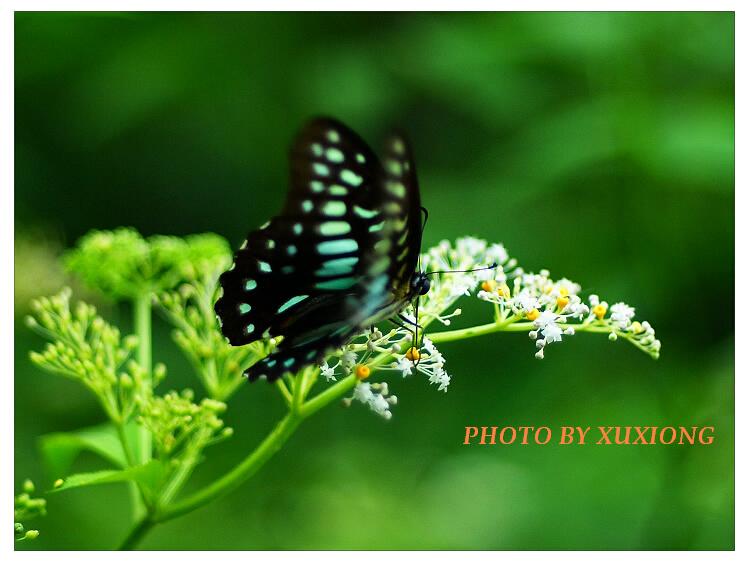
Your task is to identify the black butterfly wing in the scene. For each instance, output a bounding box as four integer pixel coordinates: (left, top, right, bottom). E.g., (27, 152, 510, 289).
(380, 132, 423, 299)
(215, 118, 390, 381)
(354, 131, 424, 325)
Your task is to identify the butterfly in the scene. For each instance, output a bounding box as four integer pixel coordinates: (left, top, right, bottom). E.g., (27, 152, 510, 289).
(214, 117, 431, 382)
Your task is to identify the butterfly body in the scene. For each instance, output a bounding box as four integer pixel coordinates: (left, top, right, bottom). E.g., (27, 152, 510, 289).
(215, 117, 424, 382)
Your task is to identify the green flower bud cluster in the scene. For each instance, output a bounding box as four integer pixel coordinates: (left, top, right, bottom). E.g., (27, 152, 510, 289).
(138, 390, 232, 460)
(158, 263, 270, 401)
(64, 228, 231, 300)
(14, 479, 45, 542)
(26, 288, 160, 423)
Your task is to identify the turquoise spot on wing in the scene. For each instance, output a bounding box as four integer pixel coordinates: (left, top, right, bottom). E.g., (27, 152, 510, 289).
(302, 200, 314, 213)
(306, 350, 317, 360)
(245, 279, 257, 291)
(278, 295, 308, 313)
(281, 265, 294, 274)
(258, 261, 272, 273)
(353, 205, 378, 219)
(313, 163, 330, 176)
(311, 143, 323, 156)
(266, 239, 276, 249)
(327, 130, 340, 143)
(319, 221, 351, 236)
(386, 181, 406, 198)
(316, 256, 359, 277)
(287, 245, 297, 256)
(284, 358, 295, 368)
(385, 160, 403, 176)
(239, 303, 251, 314)
(340, 169, 363, 186)
(317, 239, 358, 255)
(328, 185, 347, 196)
(322, 201, 346, 217)
(293, 223, 303, 235)
(310, 180, 325, 193)
(356, 153, 366, 163)
(369, 221, 385, 233)
(245, 324, 255, 335)
(267, 359, 276, 368)
(325, 147, 344, 163)
(315, 277, 357, 290)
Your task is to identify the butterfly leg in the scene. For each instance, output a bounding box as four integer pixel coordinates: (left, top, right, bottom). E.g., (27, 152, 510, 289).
(397, 313, 423, 330)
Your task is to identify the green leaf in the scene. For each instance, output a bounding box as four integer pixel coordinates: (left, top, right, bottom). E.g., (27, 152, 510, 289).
(50, 460, 166, 500)
(39, 422, 132, 478)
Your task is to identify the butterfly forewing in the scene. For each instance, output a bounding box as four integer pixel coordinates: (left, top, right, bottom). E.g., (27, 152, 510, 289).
(215, 118, 393, 381)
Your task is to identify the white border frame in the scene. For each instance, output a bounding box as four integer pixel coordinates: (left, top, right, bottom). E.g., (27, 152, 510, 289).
(4, 2, 740, 558)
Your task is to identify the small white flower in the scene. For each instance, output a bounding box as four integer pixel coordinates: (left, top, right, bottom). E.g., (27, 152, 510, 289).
(396, 357, 414, 377)
(320, 360, 338, 382)
(341, 351, 357, 371)
(542, 322, 563, 343)
(610, 302, 635, 329)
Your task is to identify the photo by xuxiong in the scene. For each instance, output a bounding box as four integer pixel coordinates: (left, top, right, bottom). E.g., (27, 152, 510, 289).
(13, 11, 734, 552)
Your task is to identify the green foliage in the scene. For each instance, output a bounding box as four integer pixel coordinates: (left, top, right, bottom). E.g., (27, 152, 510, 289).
(15, 480, 45, 542)
(64, 228, 230, 300)
(50, 460, 166, 501)
(139, 390, 231, 460)
(26, 289, 149, 423)
(40, 423, 132, 475)
(157, 256, 268, 401)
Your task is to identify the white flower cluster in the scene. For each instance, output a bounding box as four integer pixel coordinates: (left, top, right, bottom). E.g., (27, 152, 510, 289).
(418, 237, 513, 325)
(319, 236, 660, 419)
(391, 337, 450, 391)
(342, 382, 397, 420)
(473, 259, 660, 359)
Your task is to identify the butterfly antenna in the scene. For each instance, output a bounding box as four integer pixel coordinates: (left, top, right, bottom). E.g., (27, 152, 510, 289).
(426, 263, 499, 276)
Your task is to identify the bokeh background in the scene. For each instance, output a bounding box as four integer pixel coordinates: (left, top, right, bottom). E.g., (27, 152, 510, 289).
(14, 12, 734, 550)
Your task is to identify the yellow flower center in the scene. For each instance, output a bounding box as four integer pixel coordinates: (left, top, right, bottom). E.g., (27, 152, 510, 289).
(355, 364, 371, 380)
(592, 304, 607, 320)
(481, 280, 497, 292)
(526, 308, 540, 321)
(497, 283, 511, 298)
(556, 296, 569, 310)
(559, 287, 569, 297)
(405, 347, 421, 361)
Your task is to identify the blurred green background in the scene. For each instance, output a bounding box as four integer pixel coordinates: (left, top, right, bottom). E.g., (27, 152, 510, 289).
(14, 12, 733, 550)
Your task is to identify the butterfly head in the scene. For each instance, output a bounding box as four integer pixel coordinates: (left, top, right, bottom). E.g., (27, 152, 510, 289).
(409, 271, 431, 298)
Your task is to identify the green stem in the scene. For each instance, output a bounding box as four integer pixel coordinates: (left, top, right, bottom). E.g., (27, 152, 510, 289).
(148, 370, 359, 530)
(134, 293, 152, 467)
(155, 412, 303, 523)
(131, 292, 153, 522)
(429, 316, 524, 343)
(299, 374, 357, 418)
(429, 318, 619, 344)
(118, 515, 155, 550)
